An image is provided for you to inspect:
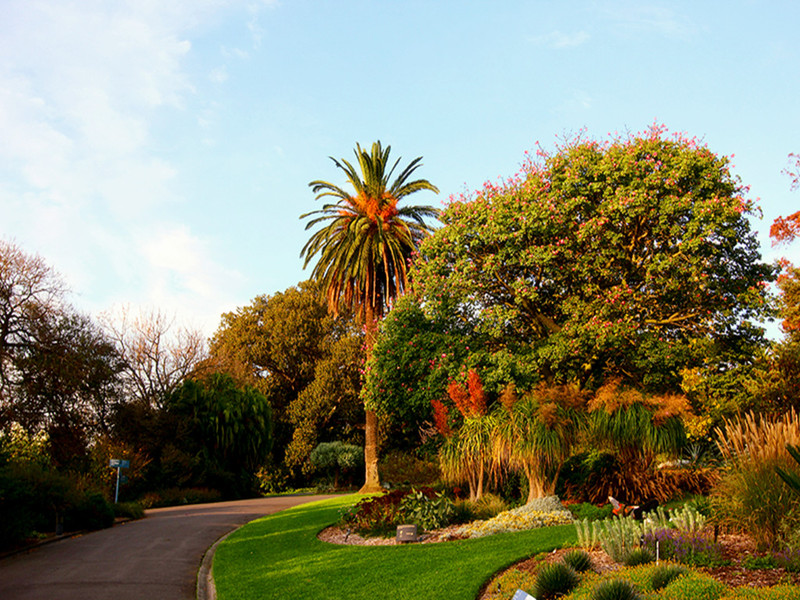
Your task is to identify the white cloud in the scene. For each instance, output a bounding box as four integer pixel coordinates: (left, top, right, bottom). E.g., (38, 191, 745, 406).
(530, 30, 590, 49)
(209, 66, 229, 83)
(0, 0, 253, 332)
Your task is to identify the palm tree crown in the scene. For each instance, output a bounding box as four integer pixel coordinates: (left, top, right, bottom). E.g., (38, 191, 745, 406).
(301, 141, 439, 322)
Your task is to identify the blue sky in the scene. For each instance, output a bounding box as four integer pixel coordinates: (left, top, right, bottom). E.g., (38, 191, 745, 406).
(2, 0, 798, 335)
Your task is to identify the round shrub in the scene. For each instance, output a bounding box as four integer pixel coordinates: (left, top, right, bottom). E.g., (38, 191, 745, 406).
(533, 562, 580, 600)
(622, 548, 654, 566)
(592, 579, 642, 600)
(562, 549, 593, 572)
(651, 564, 687, 590)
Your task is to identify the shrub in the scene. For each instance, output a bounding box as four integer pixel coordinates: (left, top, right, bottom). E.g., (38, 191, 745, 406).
(398, 488, 455, 531)
(622, 548, 653, 566)
(455, 500, 573, 538)
(591, 579, 642, 600)
(533, 562, 580, 600)
(650, 564, 687, 590)
(379, 451, 439, 487)
(139, 487, 222, 508)
(562, 549, 593, 572)
(340, 489, 442, 537)
(65, 492, 115, 531)
(657, 570, 726, 600)
(642, 528, 728, 567)
(568, 502, 613, 522)
(113, 501, 145, 520)
(775, 546, 800, 572)
(741, 554, 779, 569)
(470, 493, 509, 521)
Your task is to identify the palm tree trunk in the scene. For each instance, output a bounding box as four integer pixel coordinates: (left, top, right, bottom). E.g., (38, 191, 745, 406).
(359, 303, 382, 493)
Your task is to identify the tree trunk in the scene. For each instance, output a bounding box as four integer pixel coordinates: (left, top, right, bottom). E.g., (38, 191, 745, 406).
(358, 303, 382, 493)
(359, 409, 382, 493)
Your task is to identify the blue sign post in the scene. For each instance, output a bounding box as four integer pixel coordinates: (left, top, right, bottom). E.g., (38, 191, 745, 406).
(109, 459, 130, 503)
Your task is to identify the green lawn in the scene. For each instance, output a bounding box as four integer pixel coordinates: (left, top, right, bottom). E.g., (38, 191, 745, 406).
(213, 495, 576, 600)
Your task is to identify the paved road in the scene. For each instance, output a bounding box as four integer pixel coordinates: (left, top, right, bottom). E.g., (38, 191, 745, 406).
(0, 494, 337, 600)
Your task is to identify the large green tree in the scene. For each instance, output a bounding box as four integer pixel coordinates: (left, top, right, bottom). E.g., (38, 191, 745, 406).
(414, 126, 774, 393)
(208, 281, 344, 470)
(301, 141, 439, 491)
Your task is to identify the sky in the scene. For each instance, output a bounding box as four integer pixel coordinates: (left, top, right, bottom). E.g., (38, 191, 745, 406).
(2, 0, 799, 336)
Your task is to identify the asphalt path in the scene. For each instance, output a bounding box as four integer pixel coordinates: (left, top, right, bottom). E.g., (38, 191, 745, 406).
(0, 494, 338, 600)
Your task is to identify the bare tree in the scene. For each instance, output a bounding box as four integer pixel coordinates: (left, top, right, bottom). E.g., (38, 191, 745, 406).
(100, 306, 208, 408)
(0, 239, 68, 406)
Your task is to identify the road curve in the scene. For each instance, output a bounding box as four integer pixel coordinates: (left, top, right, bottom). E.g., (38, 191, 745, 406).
(0, 494, 338, 600)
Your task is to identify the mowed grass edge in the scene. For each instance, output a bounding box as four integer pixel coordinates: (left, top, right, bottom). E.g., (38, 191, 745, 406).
(212, 495, 576, 600)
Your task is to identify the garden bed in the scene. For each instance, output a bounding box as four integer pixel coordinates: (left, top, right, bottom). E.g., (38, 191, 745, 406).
(480, 530, 800, 598)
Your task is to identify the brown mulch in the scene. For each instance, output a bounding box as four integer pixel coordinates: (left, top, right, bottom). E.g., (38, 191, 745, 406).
(320, 525, 800, 590)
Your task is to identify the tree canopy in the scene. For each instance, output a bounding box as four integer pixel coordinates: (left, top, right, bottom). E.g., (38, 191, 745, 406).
(411, 126, 774, 393)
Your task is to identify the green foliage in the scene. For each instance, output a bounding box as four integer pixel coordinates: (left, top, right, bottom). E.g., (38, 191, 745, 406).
(165, 373, 273, 497)
(398, 488, 455, 531)
(209, 281, 347, 470)
(562, 549, 593, 572)
(650, 564, 688, 590)
(0, 459, 113, 549)
(777, 443, 800, 495)
(139, 487, 222, 508)
(309, 441, 364, 488)
(113, 501, 145, 520)
(657, 570, 726, 600)
(213, 495, 576, 600)
(378, 450, 440, 488)
(669, 503, 706, 534)
(413, 127, 774, 392)
(567, 503, 614, 522)
(622, 548, 654, 566)
(591, 579, 642, 600)
(533, 562, 580, 600)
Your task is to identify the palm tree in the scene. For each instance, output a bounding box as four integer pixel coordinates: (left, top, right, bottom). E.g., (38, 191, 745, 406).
(301, 141, 439, 492)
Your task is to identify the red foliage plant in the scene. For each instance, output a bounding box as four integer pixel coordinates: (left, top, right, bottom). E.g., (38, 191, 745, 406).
(431, 399, 452, 437)
(447, 369, 487, 418)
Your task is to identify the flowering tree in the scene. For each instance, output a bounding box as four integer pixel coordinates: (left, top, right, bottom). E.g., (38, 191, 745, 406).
(414, 126, 774, 392)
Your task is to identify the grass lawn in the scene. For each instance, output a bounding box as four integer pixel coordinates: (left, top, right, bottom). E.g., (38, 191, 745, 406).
(213, 495, 576, 600)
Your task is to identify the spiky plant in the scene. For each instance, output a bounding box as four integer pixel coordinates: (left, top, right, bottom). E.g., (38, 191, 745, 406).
(622, 548, 654, 567)
(493, 383, 586, 503)
(591, 579, 642, 600)
(562, 549, 593, 572)
(776, 443, 800, 495)
(532, 562, 581, 600)
(588, 380, 689, 502)
(650, 564, 687, 590)
(301, 141, 439, 492)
